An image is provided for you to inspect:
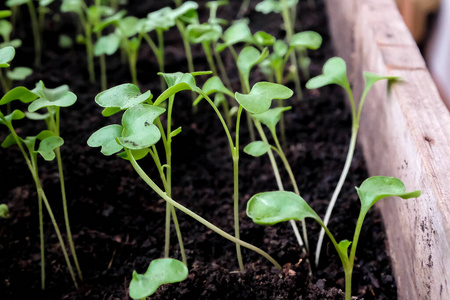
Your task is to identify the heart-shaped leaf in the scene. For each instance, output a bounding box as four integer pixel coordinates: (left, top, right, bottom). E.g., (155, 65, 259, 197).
(0, 87, 38, 105)
(37, 136, 64, 161)
(290, 31, 322, 50)
(237, 46, 269, 85)
(25, 111, 50, 120)
(235, 82, 293, 114)
(305, 57, 350, 91)
(216, 21, 253, 53)
(129, 258, 188, 300)
(94, 33, 120, 56)
(117, 16, 144, 37)
(244, 141, 270, 157)
(201, 76, 234, 97)
(94, 10, 127, 32)
(186, 23, 222, 43)
(0, 46, 15, 68)
(6, 67, 32, 81)
(95, 84, 152, 111)
(252, 106, 292, 132)
(87, 124, 124, 156)
(273, 40, 288, 58)
(117, 148, 150, 160)
(118, 104, 165, 150)
(356, 176, 421, 217)
(247, 191, 320, 225)
(29, 82, 77, 112)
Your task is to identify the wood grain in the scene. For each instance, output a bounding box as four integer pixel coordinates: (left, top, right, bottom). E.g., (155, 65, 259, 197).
(325, 0, 450, 299)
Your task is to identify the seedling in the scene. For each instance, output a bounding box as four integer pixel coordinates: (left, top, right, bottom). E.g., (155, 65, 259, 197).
(129, 258, 188, 300)
(245, 106, 310, 256)
(247, 176, 421, 299)
(88, 73, 282, 274)
(0, 86, 79, 289)
(256, 0, 303, 99)
(0, 11, 22, 49)
(305, 57, 398, 266)
(6, 0, 41, 66)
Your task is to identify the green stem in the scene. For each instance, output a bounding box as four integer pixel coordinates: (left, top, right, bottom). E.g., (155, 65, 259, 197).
(55, 147, 83, 280)
(27, 1, 41, 66)
(85, 24, 95, 83)
(126, 149, 281, 270)
(128, 49, 138, 86)
(213, 43, 232, 90)
(233, 106, 244, 271)
(271, 129, 309, 252)
(253, 120, 307, 254)
(202, 42, 218, 76)
(280, 0, 302, 100)
(156, 29, 165, 91)
(96, 31, 107, 90)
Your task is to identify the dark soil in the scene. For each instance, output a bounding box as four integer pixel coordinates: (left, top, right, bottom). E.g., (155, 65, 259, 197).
(0, 0, 397, 299)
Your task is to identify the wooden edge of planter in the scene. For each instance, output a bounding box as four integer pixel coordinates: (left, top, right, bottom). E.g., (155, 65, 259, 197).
(325, 0, 450, 299)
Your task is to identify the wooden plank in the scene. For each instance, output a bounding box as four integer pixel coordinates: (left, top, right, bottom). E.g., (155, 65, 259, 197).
(325, 0, 450, 299)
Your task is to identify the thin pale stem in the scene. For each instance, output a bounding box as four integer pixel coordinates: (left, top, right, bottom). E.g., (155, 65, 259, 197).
(202, 42, 218, 76)
(27, 1, 41, 66)
(85, 25, 95, 83)
(127, 150, 281, 270)
(213, 43, 232, 90)
(233, 106, 244, 271)
(55, 147, 83, 280)
(271, 130, 309, 252)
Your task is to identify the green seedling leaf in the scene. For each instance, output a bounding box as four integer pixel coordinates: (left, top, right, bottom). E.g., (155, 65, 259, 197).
(305, 57, 350, 91)
(0, 46, 15, 68)
(87, 124, 123, 156)
(273, 40, 288, 57)
(0, 10, 12, 19)
(216, 21, 253, 52)
(59, 34, 73, 49)
(118, 104, 165, 150)
(154, 72, 201, 106)
(95, 84, 152, 111)
(172, 1, 198, 19)
(186, 23, 222, 43)
(0, 86, 38, 105)
(129, 258, 188, 300)
(290, 31, 322, 50)
(235, 82, 293, 114)
(117, 16, 144, 37)
(170, 126, 182, 139)
(0, 20, 12, 41)
(0, 204, 9, 218)
(199, 76, 234, 101)
(178, 9, 199, 25)
(94, 10, 127, 32)
(37, 136, 64, 161)
(237, 46, 269, 85)
(6, 0, 30, 7)
(252, 106, 292, 132)
(362, 72, 399, 98)
(6, 67, 32, 81)
(356, 176, 421, 217)
(145, 7, 176, 32)
(39, 0, 54, 7)
(1, 133, 17, 148)
(247, 191, 320, 225)
(94, 33, 120, 56)
(60, 0, 83, 14)
(25, 111, 50, 120)
(117, 148, 149, 160)
(255, 0, 298, 14)
(253, 31, 275, 46)
(213, 93, 226, 107)
(29, 82, 77, 112)
(244, 141, 270, 157)
(0, 109, 25, 125)
(337, 240, 352, 256)
(0, 39, 21, 49)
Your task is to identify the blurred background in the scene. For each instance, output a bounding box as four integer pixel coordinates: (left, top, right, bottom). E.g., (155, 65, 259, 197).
(395, 0, 450, 108)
